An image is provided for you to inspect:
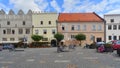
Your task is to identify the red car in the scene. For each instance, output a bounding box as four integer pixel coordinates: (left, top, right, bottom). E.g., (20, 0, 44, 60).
(112, 40, 120, 50)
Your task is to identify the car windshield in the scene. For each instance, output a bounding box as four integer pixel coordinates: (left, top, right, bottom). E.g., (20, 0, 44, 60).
(116, 41, 120, 44)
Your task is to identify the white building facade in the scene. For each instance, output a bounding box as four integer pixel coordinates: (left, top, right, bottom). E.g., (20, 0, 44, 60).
(104, 14, 120, 42)
(0, 9, 32, 44)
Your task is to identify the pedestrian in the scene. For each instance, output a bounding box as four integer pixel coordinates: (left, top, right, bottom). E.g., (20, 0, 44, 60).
(57, 45, 61, 53)
(0, 45, 3, 51)
(9, 44, 15, 52)
(98, 44, 105, 53)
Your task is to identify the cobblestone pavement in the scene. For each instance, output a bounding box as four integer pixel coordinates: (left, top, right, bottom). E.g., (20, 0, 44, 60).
(0, 47, 120, 68)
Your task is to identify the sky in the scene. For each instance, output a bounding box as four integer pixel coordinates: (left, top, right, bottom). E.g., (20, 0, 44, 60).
(0, 0, 120, 17)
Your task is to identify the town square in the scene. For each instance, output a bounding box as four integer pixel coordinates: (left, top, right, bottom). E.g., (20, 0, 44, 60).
(1, 0, 120, 68)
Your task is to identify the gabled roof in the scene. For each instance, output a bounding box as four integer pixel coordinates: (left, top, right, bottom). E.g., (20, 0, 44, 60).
(58, 12, 104, 22)
(0, 9, 5, 15)
(8, 9, 15, 15)
(17, 9, 24, 15)
(27, 9, 32, 15)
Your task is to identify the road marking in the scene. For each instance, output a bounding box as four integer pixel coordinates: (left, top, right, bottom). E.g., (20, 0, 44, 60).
(54, 60, 70, 63)
(1, 66, 9, 68)
(114, 58, 120, 61)
(40, 60, 46, 63)
(26, 59, 35, 62)
(58, 54, 63, 57)
(0, 61, 14, 64)
(77, 52, 83, 55)
(84, 57, 98, 60)
(39, 54, 50, 55)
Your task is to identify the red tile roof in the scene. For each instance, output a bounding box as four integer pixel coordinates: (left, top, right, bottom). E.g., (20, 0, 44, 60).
(58, 12, 104, 22)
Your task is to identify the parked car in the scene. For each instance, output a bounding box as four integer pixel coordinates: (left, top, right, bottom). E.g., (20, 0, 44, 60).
(112, 40, 120, 50)
(2, 43, 11, 49)
(107, 40, 120, 56)
(96, 42, 105, 49)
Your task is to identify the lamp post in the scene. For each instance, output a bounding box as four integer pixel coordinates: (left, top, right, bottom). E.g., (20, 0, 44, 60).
(112, 33, 114, 41)
(23, 35, 27, 48)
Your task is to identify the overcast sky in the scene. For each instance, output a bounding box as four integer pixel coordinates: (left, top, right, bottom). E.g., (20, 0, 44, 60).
(0, 0, 120, 17)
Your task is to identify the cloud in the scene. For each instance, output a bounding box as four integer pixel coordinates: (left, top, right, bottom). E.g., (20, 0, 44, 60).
(62, 0, 82, 12)
(0, 3, 10, 13)
(61, 0, 120, 17)
(50, 0, 61, 12)
(106, 9, 120, 14)
(9, 0, 42, 13)
(34, 0, 49, 11)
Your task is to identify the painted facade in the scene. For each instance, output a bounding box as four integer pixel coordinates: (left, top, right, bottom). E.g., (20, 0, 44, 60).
(58, 13, 105, 46)
(104, 14, 120, 42)
(32, 12, 58, 43)
(0, 9, 32, 44)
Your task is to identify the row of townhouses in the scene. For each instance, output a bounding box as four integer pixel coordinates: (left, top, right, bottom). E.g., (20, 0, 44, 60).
(0, 9, 119, 46)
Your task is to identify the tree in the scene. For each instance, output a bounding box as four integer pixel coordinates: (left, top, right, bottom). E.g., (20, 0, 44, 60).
(54, 33, 64, 45)
(75, 33, 86, 46)
(31, 35, 43, 42)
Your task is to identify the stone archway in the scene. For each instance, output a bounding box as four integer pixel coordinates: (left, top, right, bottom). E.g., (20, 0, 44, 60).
(51, 39, 57, 47)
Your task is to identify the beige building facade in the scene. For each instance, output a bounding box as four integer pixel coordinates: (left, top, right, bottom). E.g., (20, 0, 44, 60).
(32, 12, 58, 44)
(58, 13, 105, 46)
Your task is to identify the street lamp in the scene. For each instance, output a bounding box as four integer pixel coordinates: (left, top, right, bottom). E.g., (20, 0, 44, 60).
(112, 33, 114, 41)
(23, 35, 27, 48)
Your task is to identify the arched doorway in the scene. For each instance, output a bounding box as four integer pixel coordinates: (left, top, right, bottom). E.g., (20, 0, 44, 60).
(51, 39, 57, 47)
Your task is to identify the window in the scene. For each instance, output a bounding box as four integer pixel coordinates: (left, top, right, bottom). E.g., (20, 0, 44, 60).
(113, 25, 117, 30)
(113, 36, 117, 40)
(40, 21, 43, 25)
(49, 21, 51, 25)
(92, 25, 96, 31)
(77, 25, 80, 30)
(108, 36, 112, 40)
(119, 36, 120, 40)
(71, 25, 74, 30)
(26, 29, 30, 34)
(110, 19, 114, 23)
(71, 35, 75, 39)
(2, 38, 7, 41)
(98, 25, 102, 31)
(3, 30, 6, 34)
(108, 25, 112, 30)
(62, 25, 65, 30)
(42, 38, 48, 41)
(10, 38, 15, 41)
(19, 38, 23, 41)
(23, 21, 25, 25)
(52, 29, 55, 34)
(12, 30, 15, 34)
(7, 21, 10, 25)
(19, 29, 23, 34)
(43, 29, 47, 34)
(118, 25, 120, 30)
(82, 25, 86, 31)
(35, 29, 39, 34)
(7, 29, 11, 34)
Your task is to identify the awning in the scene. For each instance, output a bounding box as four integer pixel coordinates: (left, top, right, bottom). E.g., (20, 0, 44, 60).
(1, 41, 19, 43)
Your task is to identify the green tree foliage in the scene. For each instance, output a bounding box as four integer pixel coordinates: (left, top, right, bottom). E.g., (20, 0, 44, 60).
(54, 33, 64, 45)
(31, 35, 43, 42)
(75, 33, 86, 46)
